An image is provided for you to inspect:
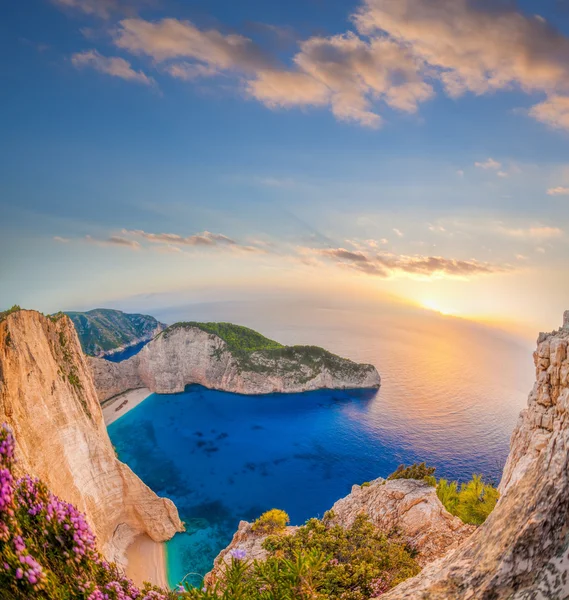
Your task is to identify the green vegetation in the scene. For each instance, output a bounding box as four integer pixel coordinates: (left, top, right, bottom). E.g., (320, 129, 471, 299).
(65, 308, 166, 356)
(186, 513, 420, 600)
(387, 463, 499, 526)
(162, 322, 284, 353)
(436, 475, 499, 525)
(0, 305, 21, 323)
(388, 463, 436, 481)
(251, 509, 290, 534)
(162, 322, 375, 383)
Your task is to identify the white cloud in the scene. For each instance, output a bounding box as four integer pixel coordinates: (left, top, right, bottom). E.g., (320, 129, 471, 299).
(547, 186, 569, 196)
(499, 226, 563, 239)
(393, 228, 404, 237)
(72, 50, 154, 85)
(475, 158, 501, 170)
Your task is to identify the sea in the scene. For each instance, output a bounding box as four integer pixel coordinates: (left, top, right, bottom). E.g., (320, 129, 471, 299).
(107, 301, 535, 589)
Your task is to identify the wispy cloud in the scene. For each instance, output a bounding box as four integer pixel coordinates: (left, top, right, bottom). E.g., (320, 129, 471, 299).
(499, 226, 563, 239)
(72, 50, 154, 85)
(85, 235, 142, 249)
(475, 158, 501, 170)
(53, 236, 70, 243)
(52, 0, 152, 19)
(304, 246, 508, 279)
(547, 186, 569, 196)
(122, 229, 266, 253)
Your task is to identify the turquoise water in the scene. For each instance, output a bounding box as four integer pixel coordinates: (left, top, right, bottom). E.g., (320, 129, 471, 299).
(107, 304, 534, 588)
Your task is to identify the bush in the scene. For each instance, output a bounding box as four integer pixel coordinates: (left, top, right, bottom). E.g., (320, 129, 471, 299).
(0, 423, 179, 600)
(251, 509, 290, 534)
(387, 463, 498, 526)
(185, 513, 420, 600)
(388, 463, 436, 481)
(437, 475, 499, 526)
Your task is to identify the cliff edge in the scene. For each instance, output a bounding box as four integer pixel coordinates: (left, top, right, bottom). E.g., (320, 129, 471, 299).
(0, 310, 183, 566)
(89, 322, 380, 401)
(380, 313, 569, 599)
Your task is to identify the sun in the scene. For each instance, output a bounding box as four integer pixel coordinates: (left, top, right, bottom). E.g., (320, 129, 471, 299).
(421, 299, 454, 316)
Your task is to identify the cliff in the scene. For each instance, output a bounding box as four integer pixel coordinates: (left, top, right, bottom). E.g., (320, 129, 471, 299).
(206, 478, 473, 584)
(379, 313, 569, 599)
(0, 309, 183, 566)
(89, 322, 380, 400)
(65, 308, 166, 357)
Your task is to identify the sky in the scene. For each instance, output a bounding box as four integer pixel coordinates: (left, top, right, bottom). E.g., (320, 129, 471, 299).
(2, 0, 569, 336)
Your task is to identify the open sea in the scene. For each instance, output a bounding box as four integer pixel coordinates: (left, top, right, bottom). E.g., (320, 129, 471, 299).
(107, 302, 535, 589)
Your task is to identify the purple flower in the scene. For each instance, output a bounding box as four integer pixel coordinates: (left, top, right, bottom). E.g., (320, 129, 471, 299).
(230, 548, 247, 560)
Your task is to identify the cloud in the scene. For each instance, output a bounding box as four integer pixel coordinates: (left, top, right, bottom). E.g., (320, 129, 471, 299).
(249, 32, 434, 128)
(122, 229, 266, 253)
(53, 236, 70, 243)
(85, 235, 141, 249)
(72, 50, 154, 85)
(122, 229, 237, 246)
(475, 158, 501, 170)
(73, 0, 569, 130)
(114, 18, 273, 71)
(308, 246, 507, 279)
(530, 95, 569, 130)
(393, 228, 404, 237)
(547, 186, 569, 196)
(52, 0, 149, 19)
(499, 226, 563, 239)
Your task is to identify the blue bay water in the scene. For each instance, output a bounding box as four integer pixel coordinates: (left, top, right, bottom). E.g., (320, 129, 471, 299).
(107, 303, 535, 589)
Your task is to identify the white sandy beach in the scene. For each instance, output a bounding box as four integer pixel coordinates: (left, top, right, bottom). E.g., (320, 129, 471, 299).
(125, 534, 169, 589)
(102, 388, 152, 425)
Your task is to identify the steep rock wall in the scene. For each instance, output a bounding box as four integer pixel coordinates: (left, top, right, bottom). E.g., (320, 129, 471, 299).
(382, 314, 569, 599)
(90, 325, 380, 401)
(0, 310, 183, 565)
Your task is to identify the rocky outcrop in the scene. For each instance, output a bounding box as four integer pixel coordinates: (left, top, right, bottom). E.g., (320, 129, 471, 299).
(0, 310, 183, 566)
(380, 313, 569, 599)
(206, 479, 473, 584)
(66, 308, 166, 357)
(205, 521, 299, 586)
(329, 478, 474, 567)
(89, 324, 380, 401)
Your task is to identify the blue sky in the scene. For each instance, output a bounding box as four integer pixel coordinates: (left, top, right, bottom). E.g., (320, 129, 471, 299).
(2, 0, 569, 333)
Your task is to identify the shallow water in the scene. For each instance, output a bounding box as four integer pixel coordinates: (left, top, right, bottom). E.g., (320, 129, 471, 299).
(108, 303, 535, 588)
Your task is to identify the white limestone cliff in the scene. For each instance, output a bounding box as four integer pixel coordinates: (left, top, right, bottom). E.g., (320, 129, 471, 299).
(89, 324, 380, 402)
(0, 310, 183, 566)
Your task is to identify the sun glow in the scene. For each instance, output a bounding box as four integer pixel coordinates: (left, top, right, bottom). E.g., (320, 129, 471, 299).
(421, 299, 456, 316)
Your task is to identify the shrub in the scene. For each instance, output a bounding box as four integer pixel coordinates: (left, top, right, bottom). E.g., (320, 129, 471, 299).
(251, 509, 290, 534)
(439, 475, 499, 526)
(388, 462, 436, 481)
(0, 423, 179, 600)
(185, 513, 420, 600)
(387, 464, 498, 526)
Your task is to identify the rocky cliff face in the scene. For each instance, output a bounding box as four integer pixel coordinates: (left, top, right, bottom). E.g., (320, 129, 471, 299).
(380, 314, 569, 599)
(0, 310, 183, 566)
(66, 308, 166, 357)
(206, 478, 473, 585)
(90, 324, 380, 401)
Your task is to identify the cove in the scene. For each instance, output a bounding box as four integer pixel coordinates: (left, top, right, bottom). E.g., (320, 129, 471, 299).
(108, 384, 509, 588)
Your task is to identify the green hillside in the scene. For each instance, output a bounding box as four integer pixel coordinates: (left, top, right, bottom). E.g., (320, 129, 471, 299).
(65, 308, 166, 356)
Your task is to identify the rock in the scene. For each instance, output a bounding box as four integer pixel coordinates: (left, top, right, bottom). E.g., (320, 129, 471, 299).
(204, 521, 299, 587)
(89, 324, 380, 401)
(380, 313, 569, 599)
(329, 478, 474, 567)
(0, 310, 183, 566)
(206, 479, 473, 585)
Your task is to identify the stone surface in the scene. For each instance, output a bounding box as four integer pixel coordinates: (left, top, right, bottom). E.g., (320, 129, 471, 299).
(329, 478, 474, 567)
(204, 521, 299, 586)
(90, 324, 380, 401)
(381, 314, 569, 599)
(0, 310, 183, 566)
(206, 479, 473, 585)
